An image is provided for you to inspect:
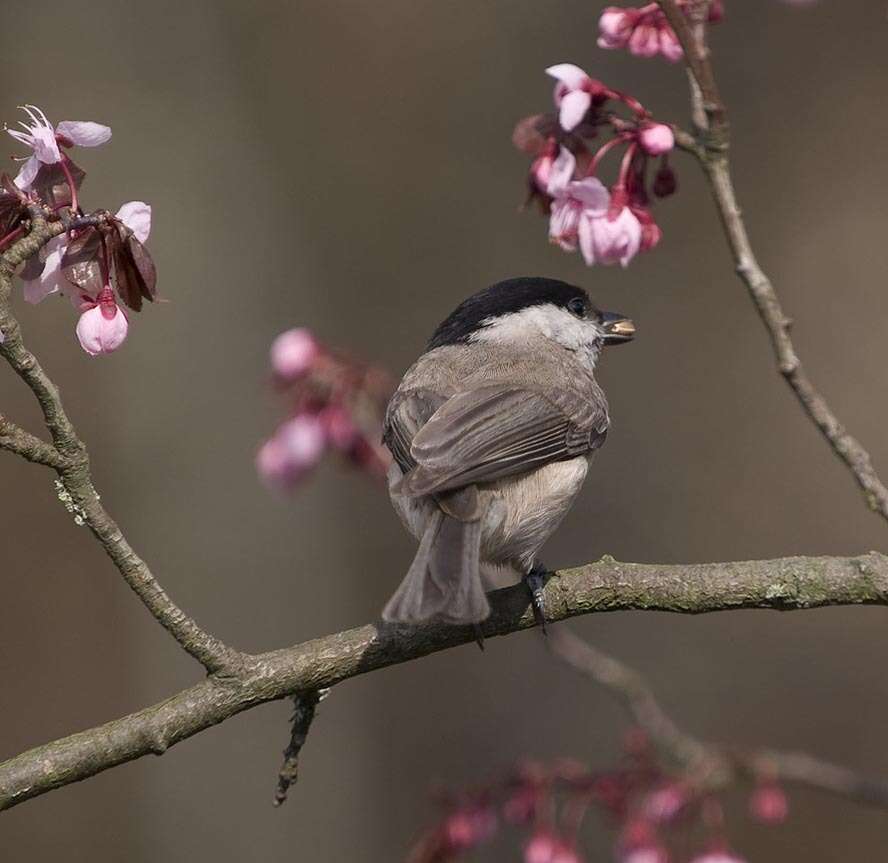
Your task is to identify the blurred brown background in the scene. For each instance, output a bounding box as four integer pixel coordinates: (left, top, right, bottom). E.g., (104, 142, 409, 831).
(2, 1, 887, 859)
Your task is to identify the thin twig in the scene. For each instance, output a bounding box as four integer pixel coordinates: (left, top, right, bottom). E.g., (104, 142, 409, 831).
(548, 627, 888, 808)
(656, 0, 888, 524)
(273, 689, 324, 807)
(0, 213, 243, 675)
(0, 414, 67, 469)
(2, 551, 888, 811)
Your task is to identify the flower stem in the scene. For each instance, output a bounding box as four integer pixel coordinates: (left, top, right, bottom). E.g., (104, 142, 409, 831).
(58, 156, 79, 214)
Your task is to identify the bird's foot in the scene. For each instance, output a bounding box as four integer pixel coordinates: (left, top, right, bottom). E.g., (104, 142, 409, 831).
(524, 562, 549, 634)
(472, 623, 486, 652)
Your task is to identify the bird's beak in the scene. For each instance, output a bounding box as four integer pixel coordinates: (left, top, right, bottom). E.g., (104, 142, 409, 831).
(600, 310, 636, 345)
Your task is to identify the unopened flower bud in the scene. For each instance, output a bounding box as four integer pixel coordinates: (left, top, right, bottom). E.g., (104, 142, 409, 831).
(639, 123, 674, 156)
(270, 327, 320, 380)
(597, 7, 637, 49)
(75, 289, 128, 356)
(749, 782, 788, 824)
(653, 164, 677, 198)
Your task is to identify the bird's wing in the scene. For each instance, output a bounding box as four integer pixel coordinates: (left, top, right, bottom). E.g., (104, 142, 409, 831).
(395, 384, 608, 497)
(383, 387, 448, 475)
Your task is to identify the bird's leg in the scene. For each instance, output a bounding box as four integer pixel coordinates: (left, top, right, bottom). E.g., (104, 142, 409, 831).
(524, 561, 549, 634)
(472, 624, 486, 651)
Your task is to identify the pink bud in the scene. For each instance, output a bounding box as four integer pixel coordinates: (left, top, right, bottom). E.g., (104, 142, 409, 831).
(319, 404, 358, 450)
(443, 805, 497, 852)
(644, 784, 686, 823)
(749, 783, 788, 824)
(639, 123, 674, 156)
(597, 7, 636, 49)
(256, 414, 326, 490)
(657, 25, 684, 62)
(628, 23, 660, 58)
(270, 327, 320, 380)
(75, 297, 129, 356)
(525, 831, 582, 863)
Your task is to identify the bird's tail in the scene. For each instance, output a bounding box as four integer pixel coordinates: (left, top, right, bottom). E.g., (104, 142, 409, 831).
(382, 508, 489, 625)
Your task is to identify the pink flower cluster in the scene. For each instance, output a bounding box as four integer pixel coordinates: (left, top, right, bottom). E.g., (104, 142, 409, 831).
(406, 730, 788, 863)
(3, 105, 157, 355)
(514, 65, 678, 269)
(257, 329, 393, 491)
(597, 2, 724, 62)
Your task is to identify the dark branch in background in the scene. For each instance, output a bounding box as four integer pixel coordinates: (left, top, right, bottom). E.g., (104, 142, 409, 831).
(549, 628, 888, 810)
(0, 212, 243, 675)
(657, 0, 888, 523)
(273, 689, 325, 807)
(2, 551, 888, 811)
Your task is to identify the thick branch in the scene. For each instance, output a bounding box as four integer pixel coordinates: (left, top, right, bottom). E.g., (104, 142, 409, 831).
(656, 0, 888, 524)
(549, 628, 888, 809)
(2, 551, 887, 811)
(0, 217, 241, 675)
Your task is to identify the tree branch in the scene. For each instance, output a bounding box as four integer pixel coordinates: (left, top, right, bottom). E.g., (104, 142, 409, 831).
(0, 215, 242, 675)
(2, 551, 887, 812)
(0, 414, 67, 469)
(656, 0, 888, 524)
(549, 627, 888, 810)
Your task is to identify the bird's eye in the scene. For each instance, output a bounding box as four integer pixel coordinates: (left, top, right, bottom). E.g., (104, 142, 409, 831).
(567, 298, 586, 318)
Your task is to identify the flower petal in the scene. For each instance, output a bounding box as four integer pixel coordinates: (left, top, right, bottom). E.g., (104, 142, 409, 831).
(116, 201, 151, 243)
(13, 156, 40, 190)
(545, 63, 590, 90)
(571, 177, 609, 213)
(76, 304, 129, 355)
(56, 120, 112, 147)
(546, 147, 577, 197)
(558, 90, 591, 132)
(23, 236, 67, 303)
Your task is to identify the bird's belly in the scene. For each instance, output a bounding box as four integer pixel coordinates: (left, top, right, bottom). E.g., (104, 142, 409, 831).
(388, 456, 590, 570)
(480, 456, 589, 568)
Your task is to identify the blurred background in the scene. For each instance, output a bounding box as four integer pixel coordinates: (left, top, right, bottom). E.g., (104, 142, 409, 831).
(2, 1, 887, 859)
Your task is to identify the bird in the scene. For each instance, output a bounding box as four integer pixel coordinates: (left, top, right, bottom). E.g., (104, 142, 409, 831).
(381, 276, 635, 628)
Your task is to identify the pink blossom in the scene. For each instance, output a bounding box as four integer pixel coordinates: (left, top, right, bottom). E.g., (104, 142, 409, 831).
(256, 414, 326, 490)
(597, 7, 638, 49)
(578, 205, 642, 267)
(597, 8, 686, 63)
(658, 26, 683, 62)
(319, 404, 358, 450)
(525, 830, 582, 863)
(6, 105, 111, 190)
(75, 288, 129, 356)
(628, 23, 661, 58)
(749, 783, 789, 824)
(23, 201, 151, 306)
(115, 200, 152, 244)
(271, 328, 321, 380)
(639, 123, 674, 156)
(442, 805, 497, 852)
(644, 784, 686, 823)
(545, 64, 603, 132)
(546, 147, 609, 251)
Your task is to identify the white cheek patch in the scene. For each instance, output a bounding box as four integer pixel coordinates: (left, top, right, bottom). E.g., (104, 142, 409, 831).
(471, 303, 602, 359)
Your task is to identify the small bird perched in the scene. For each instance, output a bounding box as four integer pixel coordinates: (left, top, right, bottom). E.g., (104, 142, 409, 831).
(382, 277, 634, 626)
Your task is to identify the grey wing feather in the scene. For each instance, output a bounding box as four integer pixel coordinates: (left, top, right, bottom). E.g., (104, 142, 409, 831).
(398, 384, 607, 497)
(383, 388, 447, 474)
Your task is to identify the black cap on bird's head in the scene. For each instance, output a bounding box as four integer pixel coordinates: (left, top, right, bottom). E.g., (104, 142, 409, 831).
(427, 277, 635, 350)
